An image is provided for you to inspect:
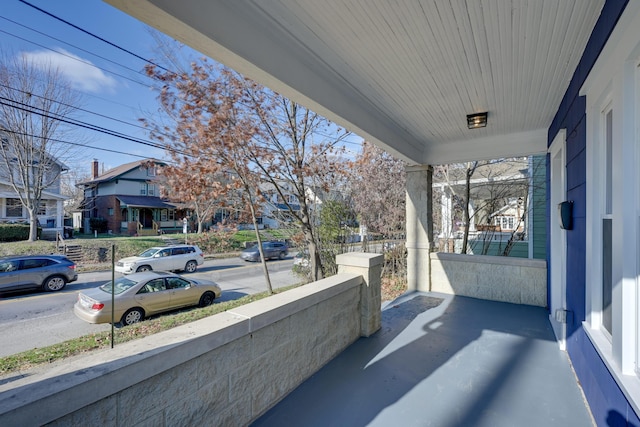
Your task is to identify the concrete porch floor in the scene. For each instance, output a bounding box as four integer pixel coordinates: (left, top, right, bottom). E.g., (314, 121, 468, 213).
(253, 292, 594, 427)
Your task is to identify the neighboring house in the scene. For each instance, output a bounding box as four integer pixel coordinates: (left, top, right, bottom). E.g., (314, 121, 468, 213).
(71, 1, 640, 424)
(433, 156, 545, 259)
(0, 132, 68, 239)
(78, 159, 184, 235)
(260, 182, 301, 229)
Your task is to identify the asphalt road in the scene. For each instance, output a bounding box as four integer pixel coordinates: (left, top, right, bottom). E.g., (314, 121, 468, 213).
(0, 257, 299, 358)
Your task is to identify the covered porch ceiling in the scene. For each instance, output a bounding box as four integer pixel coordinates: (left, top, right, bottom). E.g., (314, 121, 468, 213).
(107, 0, 604, 165)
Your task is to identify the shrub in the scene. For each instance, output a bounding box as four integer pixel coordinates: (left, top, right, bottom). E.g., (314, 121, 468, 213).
(89, 218, 108, 233)
(0, 224, 32, 242)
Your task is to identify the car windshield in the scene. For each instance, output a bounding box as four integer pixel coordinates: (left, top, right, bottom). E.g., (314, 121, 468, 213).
(138, 248, 160, 257)
(100, 277, 139, 295)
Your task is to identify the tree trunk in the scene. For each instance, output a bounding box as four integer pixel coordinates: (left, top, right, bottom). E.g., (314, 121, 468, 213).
(28, 207, 38, 242)
(248, 197, 273, 294)
(461, 167, 473, 254)
(299, 204, 324, 281)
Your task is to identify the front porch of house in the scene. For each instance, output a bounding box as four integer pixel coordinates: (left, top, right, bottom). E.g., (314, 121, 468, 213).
(254, 292, 594, 427)
(0, 252, 589, 426)
(115, 196, 189, 236)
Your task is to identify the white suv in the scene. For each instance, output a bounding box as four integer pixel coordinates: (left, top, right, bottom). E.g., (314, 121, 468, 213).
(115, 245, 204, 274)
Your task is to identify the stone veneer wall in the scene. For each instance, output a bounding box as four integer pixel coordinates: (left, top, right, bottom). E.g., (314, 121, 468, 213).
(0, 253, 383, 426)
(430, 252, 547, 307)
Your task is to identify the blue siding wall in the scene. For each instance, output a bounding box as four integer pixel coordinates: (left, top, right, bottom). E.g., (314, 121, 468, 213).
(547, 1, 638, 425)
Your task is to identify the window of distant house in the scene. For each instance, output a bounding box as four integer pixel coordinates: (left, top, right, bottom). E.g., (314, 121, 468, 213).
(160, 209, 175, 221)
(37, 202, 47, 216)
(108, 208, 114, 216)
(140, 183, 147, 196)
(6, 198, 22, 217)
(147, 166, 156, 177)
(493, 216, 515, 230)
(0, 136, 8, 149)
(147, 184, 156, 196)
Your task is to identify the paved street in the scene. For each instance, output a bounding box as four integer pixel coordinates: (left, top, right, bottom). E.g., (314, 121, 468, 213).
(0, 257, 299, 357)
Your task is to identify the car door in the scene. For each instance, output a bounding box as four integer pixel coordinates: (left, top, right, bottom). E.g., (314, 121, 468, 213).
(170, 247, 187, 270)
(151, 248, 173, 271)
(0, 259, 23, 291)
(264, 243, 275, 258)
(166, 276, 196, 309)
(19, 258, 54, 288)
(133, 278, 170, 315)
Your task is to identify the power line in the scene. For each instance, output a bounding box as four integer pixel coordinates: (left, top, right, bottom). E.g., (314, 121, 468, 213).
(2, 128, 166, 161)
(0, 28, 153, 89)
(0, 97, 183, 155)
(0, 82, 173, 139)
(0, 14, 150, 78)
(18, 0, 172, 74)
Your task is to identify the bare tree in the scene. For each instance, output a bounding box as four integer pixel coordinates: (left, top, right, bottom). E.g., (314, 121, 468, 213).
(144, 50, 350, 283)
(0, 53, 83, 241)
(351, 141, 406, 244)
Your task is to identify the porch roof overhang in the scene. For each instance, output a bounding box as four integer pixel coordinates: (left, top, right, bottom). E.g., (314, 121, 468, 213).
(107, 0, 604, 165)
(116, 195, 175, 209)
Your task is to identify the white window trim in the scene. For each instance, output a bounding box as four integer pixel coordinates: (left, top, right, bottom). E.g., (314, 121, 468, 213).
(580, 2, 640, 415)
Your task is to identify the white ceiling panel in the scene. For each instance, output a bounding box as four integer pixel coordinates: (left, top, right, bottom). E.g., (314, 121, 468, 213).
(107, 0, 604, 164)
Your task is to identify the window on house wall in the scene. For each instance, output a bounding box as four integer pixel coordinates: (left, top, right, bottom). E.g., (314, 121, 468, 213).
(148, 184, 156, 196)
(37, 202, 47, 216)
(602, 107, 613, 336)
(160, 209, 167, 221)
(108, 208, 114, 216)
(6, 198, 22, 217)
(140, 183, 147, 196)
(580, 6, 640, 407)
(147, 166, 156, 176)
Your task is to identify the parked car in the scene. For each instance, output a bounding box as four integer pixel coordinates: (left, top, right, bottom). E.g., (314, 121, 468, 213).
(293, 250, 310, 267)
(240, 241, 289, 262)
(0, 254, 78, 293)
(73, 271, 222, 326)
(115, 245, 204, 274)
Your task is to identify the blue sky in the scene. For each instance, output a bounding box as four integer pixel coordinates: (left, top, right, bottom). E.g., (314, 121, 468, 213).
(0, 0, 363, 179)
(0, 0, 173, 176)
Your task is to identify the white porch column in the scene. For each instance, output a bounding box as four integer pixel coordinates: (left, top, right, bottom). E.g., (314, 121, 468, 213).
(406, 165, 433, 292)
(469, 200, 476, 231)
(56, 200, 64, 230)
(440, 188, 452, 239)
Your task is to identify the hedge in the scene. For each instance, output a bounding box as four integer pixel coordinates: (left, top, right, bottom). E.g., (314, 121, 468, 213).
(0, 224, 41, 242)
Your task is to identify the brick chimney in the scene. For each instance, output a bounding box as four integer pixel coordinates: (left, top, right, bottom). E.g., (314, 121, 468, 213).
(92, 159, 99, 179)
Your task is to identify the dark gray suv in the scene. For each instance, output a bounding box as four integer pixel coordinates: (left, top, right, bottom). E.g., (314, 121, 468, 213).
(0, 255, 78, 293)
(240, 241, 289, 262)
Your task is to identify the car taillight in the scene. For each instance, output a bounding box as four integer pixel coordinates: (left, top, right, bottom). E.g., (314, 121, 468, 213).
(69, 265, 77, 270)
(92, 303, 105, 310)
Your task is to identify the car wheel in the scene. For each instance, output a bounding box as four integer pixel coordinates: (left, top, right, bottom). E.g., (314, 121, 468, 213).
(136, 265, 152, 272)
(198, 291, 216, 307)
(43, 275, 66, 292)
(184, 260, 197, 273)
(279, 251, 286, 260)
(121, 308, 144, 326)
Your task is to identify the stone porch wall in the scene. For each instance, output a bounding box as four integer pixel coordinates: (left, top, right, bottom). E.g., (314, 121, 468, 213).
(431, 252, 547, 307)
(0, 253, 382, 426)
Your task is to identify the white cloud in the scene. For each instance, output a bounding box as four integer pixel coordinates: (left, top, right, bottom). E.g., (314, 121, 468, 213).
(21, 49, 118, 93)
